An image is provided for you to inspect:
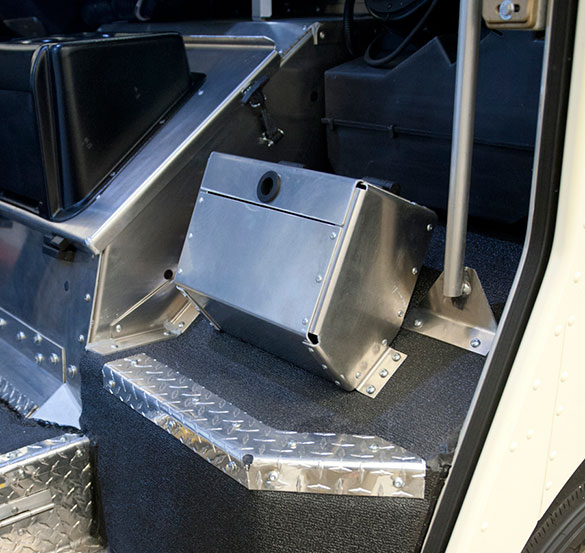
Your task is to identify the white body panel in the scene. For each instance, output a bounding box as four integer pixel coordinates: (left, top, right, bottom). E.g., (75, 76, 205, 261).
(446, 3, 585, 552)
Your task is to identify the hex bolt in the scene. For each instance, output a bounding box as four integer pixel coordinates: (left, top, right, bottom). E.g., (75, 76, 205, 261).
(329, 232, 337, 240)
(16, 331, 26, 341)
(366, 385, 376, 394)
(288, 440, 297, 449)
(108, 379, 116, 390)
(470, 338, 481, 349)
(50, 353, 60, 364)
(0, 318, 6, 328)
(78, 334, 85, 344)
(382, 339, 388, 346)
(67, 365, 78, 379)
(393, 477, 405, 489)
(35, 353, 44, 364)
(499, 0, 516, 20)
(267, 471, 279, 482)
(75, 449, 84, 458)
(355, 372, 361, 379)
(392, 352, 402, 362)
(412, 267, 418, 275)
(379, 369, 389, 378)
(427, 224, 434, 231)
(321, 364, 328, 371)
(397, 310, 404, 318)
(413, 319, 423, 328)
(319, 31, 326, 40)
(188, 233, 193, 240)
(33, 334, 42, 344)
(226, 461, 237, 472)
(115, 324, 122, 333)
(462, 281, 472, 296)
(302, 318, 309, 326)
(369, 443, 378, 451)
(315, 274, 323, 283)
(84, 294, 92, 303)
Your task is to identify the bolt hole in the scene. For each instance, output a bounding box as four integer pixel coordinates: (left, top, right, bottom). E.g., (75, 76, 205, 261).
(64, 281, 70, 292)
(257, 171, 281, 203)
(164, 269, 173, 280)
(307, 333, 319, 345)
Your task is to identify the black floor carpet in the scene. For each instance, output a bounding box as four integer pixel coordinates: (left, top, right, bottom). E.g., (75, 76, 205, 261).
(0, 402, 65, 455)
(79, 225, 522, 553)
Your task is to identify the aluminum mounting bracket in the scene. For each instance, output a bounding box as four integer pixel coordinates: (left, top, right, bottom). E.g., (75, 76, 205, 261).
(404, 267, 497, 356)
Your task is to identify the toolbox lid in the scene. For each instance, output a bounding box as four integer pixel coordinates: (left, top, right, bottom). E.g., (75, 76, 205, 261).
(201, 153, 362, 226)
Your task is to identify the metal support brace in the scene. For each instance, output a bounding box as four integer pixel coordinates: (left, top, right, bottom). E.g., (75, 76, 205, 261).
(406, 0, 497, 355)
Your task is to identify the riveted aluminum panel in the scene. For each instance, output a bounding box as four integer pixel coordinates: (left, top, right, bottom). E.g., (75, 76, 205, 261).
(177, 154, 437, 395)
(103, 354, 426, 498)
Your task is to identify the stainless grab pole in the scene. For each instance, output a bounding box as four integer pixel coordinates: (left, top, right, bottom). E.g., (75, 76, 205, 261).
(443, 0, 482, 297)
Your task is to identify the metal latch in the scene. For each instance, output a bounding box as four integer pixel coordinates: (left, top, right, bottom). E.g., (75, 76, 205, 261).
(483, 0, 547, 30)
(242, 76, 284, 147)
(42, 234, 76, 261)
(0, 489, 54, 528)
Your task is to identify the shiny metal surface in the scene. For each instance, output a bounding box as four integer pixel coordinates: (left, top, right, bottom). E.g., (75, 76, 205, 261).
(104, 354, 426, 498)
(405, 268, 497, 356)
(0, 21, 349, 423)
(0, 434, 103, 553)
(0, 308, 65, 383)
(443, 0, 482, 298)
(177, 154, 436, 395)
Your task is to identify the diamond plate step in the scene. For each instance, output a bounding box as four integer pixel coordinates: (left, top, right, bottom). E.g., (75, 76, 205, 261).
(103, 354, 426, 498)
(0, 434, 104, 553)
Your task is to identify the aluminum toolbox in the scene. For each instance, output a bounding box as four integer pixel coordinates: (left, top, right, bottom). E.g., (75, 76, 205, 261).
(176, 153, 437, 396)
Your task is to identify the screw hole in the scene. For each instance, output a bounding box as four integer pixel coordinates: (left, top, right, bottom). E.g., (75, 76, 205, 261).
(64, 281, 70, 292)
(164, 269, 173, 280)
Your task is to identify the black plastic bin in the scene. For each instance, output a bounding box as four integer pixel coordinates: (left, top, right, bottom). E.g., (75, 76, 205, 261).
(324, 31, 544, 224)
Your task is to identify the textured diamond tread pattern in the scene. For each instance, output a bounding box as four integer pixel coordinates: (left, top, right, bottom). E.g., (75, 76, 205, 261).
(103, 354, 426, 498)
(0, 434, 104, 553)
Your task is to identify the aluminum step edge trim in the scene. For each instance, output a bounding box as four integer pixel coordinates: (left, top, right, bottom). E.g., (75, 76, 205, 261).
(103, 353, 426, 498)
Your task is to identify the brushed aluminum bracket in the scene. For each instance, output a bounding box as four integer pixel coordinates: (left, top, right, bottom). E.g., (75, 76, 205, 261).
(355, 347, 407, 399)
(404, 267, 497, 356)
(103, 354, 426, 498)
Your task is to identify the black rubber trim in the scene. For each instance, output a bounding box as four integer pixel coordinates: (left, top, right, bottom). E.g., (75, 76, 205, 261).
(419, 2, 580, 552)
(257, 170, 281, 203)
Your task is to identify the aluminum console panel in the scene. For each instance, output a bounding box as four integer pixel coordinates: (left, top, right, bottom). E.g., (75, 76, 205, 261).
(103, 354, 426, 498)
(0, 434, 103, 553)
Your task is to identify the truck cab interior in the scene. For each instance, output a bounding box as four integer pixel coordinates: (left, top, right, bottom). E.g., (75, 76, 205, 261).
(0, 1, 578, 553)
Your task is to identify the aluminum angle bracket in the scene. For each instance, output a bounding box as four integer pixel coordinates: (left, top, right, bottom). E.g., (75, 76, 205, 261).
(103, 354, 426, 498)
(404, 267, 497, 356)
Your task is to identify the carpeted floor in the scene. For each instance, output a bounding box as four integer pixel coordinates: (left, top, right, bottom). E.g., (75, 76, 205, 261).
(77, 225, 523, 553)
(0, 403, 65, 455)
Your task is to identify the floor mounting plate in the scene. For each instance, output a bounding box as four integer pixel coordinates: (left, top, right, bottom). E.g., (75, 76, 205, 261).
(404, 267, 497, 356)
